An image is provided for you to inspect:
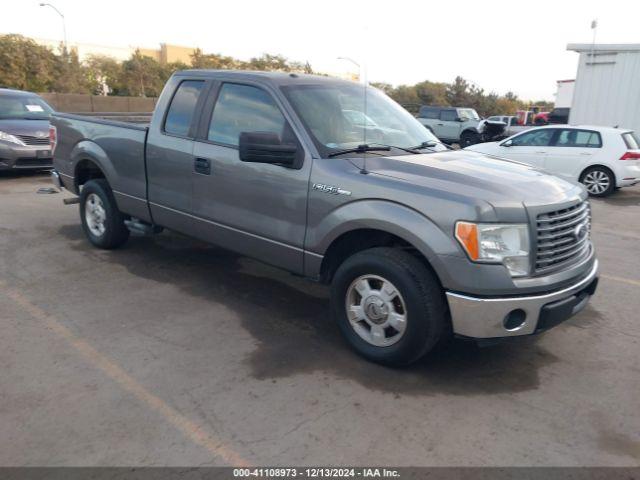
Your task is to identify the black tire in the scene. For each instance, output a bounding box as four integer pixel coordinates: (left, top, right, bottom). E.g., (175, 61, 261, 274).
(580, 166, 615, 197)
(460, 130, 481, 148)
(79, 179, 130, 249)
(330, 247, 448, 366)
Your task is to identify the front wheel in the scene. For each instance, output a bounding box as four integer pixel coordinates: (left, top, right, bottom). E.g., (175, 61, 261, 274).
(580, 167, 615, 197)
(460, 131, 481, 148)
(79, 179, 130, 249)
(330, 247, 448, 366)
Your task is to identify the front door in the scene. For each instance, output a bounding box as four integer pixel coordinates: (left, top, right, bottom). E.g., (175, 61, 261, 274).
(191, 82, 311, 274)
(500, 128, 557, 168)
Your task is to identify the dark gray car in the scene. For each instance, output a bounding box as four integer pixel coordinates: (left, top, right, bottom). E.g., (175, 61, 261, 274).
(0, 89, 55, 171)
(50, 71, 598, 366)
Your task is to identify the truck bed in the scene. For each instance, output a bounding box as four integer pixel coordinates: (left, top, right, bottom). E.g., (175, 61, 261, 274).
(51, 112, 150, 221)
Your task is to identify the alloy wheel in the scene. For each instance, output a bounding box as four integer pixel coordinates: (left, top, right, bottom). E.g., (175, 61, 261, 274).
(583, 170, 611, 195)
(345, 275, 408, 347)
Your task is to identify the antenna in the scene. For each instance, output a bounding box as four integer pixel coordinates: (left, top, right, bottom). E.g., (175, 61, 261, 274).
(337, 56, 368, 174)
(362, 61, 368, 174)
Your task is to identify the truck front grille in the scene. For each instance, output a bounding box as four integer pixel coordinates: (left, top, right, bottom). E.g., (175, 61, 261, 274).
(536, 200, 591, 274)
(16, 134, 50, 146)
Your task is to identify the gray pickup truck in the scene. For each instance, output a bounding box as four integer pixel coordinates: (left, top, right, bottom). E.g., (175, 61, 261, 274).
(50, 70, 598, 365)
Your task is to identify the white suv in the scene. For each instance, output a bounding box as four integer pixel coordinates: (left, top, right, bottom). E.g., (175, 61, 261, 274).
(465, 125, 640, 196)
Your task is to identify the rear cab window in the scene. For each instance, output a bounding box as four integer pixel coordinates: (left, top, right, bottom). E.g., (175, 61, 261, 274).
(164, 80, 205, 137)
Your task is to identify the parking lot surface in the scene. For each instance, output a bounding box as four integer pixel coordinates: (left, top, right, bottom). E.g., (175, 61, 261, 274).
(1, 172, 639, 467)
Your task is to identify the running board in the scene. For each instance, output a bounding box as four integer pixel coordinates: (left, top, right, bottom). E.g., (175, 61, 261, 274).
(124, 218, 163, 236)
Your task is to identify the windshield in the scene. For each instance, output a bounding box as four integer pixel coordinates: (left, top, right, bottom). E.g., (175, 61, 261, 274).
(0, 95, 54, 120)
(283, 83, 441, 157)
(343, 109, 377, 127)
(458, 108, 480, 121)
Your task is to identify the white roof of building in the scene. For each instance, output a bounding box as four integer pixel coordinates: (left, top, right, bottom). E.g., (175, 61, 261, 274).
(567, 43, 640, 53)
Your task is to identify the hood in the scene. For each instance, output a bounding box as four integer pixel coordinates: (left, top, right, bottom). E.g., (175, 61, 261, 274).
(0, 119, 51, 137)
(361, 149, 583, 207)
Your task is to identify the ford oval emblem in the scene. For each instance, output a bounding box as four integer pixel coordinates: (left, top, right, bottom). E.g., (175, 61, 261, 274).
(574, 224, 588, 240)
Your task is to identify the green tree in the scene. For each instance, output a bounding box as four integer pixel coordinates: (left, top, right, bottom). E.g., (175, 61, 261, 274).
(119, 51, 166, 97)
(51, 48, 92, 94)
(190, 48, 240, 69)
(85, 54, 123, 95)
(0, 34, 56, 91)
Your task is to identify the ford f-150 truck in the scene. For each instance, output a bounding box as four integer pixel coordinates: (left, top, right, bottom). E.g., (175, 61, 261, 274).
(50, 70, 599, 365)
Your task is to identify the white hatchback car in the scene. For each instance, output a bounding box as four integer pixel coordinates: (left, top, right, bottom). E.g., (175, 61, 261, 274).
(465, 125, 640, 196)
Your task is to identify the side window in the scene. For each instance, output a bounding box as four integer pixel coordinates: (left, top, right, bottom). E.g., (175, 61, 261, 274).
(575, 130, 602, 148)
(164, 80, 205, 137)
(208, 83, 286, 146)
(424, 108, 439, 119)
(555, 129, 602, 148)
(511, 129, 555, 147)
(440, 110, 457, 121)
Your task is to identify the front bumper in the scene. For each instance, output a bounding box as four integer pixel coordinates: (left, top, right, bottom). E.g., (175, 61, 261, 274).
(446, 260, 599, 338)
(0, 143, 53, 170)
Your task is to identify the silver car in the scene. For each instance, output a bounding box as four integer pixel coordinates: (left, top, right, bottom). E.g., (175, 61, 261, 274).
(0, 88, 55, 171)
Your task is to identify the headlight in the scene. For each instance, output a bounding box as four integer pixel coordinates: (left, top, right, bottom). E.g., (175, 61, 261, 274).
(0, 131, 25, 145)
(455, 222, 530, 277)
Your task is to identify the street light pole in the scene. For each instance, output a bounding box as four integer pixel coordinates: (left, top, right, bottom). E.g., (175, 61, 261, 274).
(337, 56, 363, 83)
(39, 3, 67, 51)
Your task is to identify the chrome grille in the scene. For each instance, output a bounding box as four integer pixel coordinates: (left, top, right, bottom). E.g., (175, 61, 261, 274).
(536, 200, 591, 274)
(16, 134, 50, 146)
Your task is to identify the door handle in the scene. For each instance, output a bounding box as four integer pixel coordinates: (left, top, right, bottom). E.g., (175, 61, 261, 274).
(535, 151, 547, 154)
(437, 123, 444, 126)
(194, 157, 211, 175)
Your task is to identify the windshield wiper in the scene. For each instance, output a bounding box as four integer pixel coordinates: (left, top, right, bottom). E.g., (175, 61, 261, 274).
(411, 140, 455, 151)
(328, 144, 391, 158)
(368, 143, 422, 154)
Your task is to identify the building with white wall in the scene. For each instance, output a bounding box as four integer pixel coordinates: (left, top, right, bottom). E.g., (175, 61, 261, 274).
(567, 43, 640, 134)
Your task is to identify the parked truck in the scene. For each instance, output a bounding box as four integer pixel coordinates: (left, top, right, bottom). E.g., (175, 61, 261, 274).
(50, 71, 598, 365)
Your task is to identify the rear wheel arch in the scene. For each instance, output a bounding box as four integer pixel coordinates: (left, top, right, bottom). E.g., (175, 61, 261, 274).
(74, 158, 107, 192)
(580, 164, 616, 182)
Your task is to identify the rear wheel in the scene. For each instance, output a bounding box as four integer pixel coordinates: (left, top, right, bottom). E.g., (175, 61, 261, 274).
(330, 247, 447, 366)
(460, 130, 481, 148)
(580, 167, 615, 197)
(80, 179, 130, 249)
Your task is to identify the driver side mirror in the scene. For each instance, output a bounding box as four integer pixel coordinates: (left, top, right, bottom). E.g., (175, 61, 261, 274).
(239, 132, 298, 167)
(502, 139, 513, 147)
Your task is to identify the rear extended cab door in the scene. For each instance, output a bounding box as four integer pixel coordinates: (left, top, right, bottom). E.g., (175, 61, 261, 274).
(145, 75, 212, 232)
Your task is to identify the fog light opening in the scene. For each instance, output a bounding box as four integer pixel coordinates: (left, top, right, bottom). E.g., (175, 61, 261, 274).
(503, 309, 527, 331)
